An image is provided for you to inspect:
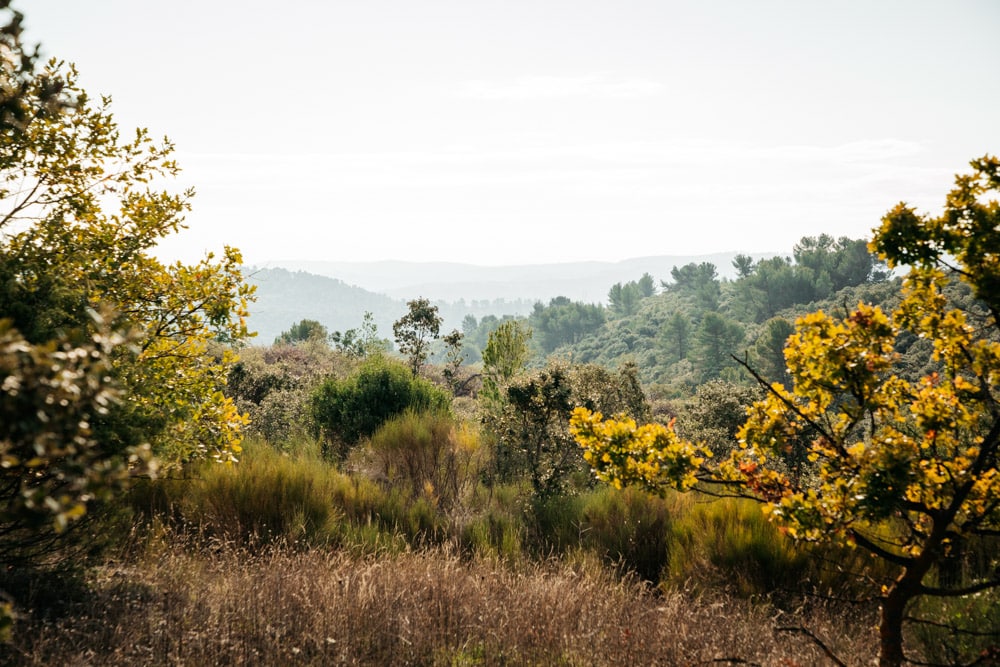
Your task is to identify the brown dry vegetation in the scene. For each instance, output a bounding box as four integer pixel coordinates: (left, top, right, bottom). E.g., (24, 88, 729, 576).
(2, 533, 879, 667)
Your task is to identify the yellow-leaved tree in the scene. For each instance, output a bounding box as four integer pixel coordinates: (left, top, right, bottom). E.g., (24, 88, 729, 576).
(571, 156, 1000, 667)
(0, 1, 253, 570)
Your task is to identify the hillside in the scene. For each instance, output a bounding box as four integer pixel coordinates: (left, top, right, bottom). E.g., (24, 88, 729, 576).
(243, 267, 535, 345)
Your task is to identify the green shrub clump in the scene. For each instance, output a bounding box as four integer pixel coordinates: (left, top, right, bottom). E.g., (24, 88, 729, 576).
(367, 410, 485, 510)
(310, 355, 451, 460)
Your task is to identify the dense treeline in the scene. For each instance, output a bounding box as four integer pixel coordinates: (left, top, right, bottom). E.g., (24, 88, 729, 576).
(456, 232, 894, 396)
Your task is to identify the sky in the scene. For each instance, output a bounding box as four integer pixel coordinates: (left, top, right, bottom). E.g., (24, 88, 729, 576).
(20, 1, 1000, 267)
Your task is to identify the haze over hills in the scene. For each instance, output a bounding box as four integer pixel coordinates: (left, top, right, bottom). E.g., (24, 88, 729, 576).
(263, 252, 778, 304)
(243, 267, 536, 347)
(244, 252, 783, 345)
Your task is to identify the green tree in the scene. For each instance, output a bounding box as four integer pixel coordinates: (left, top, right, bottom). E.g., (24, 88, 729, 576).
(695, 312, 744, 380)
(0, 317, 153, 557)
(793, 234, 889, 293)
(636, 272, 657, 298)
(330, 312, 387, 358)
(0, 50, 252, 467)
(572, 157, 1000, 666)
(441, 328, 464, 391)
(732, 253, 756, 279)
(664, 262, 720, 311)
(393, 297, 442, 376)
(529, 297, 605, 352)
(481, 319, 532, 404)
(677, 379, 761, 458)
(749, 316, 794, 387)
(661, 311, 691, 362)
(275, 318, 328, 345)
(607, 282, 641, 317)
(0, 6, 252, 636)
(499, 361, 651, 499)
(608, 276, 654, 318)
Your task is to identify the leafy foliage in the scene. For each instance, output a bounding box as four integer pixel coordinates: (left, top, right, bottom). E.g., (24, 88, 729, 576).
(480, 319, 532, 404)
(226, 339, 351, 444)
(0, 54, 253, 466)
(310, 355, 451, 460)
(0, 13, 253, 638)
(571, 157, 1000, 666)
(393, 297, 442, 376)
(330, 311, 389, 359)
(569, 408, 709, 493)
(274, 318, 328, 345)
(528, 296, 605, 353)
(0, 317, 153, 563)
(490, 361, 652, 499)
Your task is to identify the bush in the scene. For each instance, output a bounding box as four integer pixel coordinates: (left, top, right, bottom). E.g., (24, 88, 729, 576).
(129, 440, 344, 546)
(662, 495, 811, 597)
(226, 340, 352, 444)
(580, 487, 675, 583)
(310, 355, 451, 460)
(126, 439, 451, 551)
(367, 410, 485, 511)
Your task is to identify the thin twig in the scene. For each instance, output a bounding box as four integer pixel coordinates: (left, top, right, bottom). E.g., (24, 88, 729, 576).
(776, 625, 847, 667)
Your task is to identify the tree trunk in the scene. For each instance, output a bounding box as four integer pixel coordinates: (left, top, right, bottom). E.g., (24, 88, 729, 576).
(878, 585, 908, 667)
(878, 564, 929, 667)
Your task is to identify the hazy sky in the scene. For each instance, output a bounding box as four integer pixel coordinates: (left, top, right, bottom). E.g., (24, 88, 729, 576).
(21, 1, 1000, 266)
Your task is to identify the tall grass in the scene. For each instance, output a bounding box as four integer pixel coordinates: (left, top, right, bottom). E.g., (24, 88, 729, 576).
(4, 533, 881, 666)
(126, 440, 889, 605)
(663, 495, 811, 597)
(366, 409, 486, 511)
(126, 439, 447, 552)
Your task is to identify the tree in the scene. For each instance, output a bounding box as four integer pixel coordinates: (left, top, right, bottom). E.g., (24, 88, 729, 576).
(275, 318, 328, 345)
(480, 319, 532, 404)
(499, 361, 651, 499)
(331, 312, 388, 358)
(677, 380, 761, 458)
(441, 328, 464, 391)
(661, 311, 691, 362)
(749, 316, 794, 387)
(0, 316, 153, 560)
(393, 297, 442, 375)
(636, 272, 657, 298)
(0, 0, 67, 137)
(664, 262, 721, 311)
(0, 5, 252, 635)
(608, 275, 655, 317)
(695, 312, 744, 380)
(607, 282, 641, 317)
(529, 297, 605, 352)
(0, 49, 252, 468)
(571, 156, 1000, 666)
(732, 253, 756, 279)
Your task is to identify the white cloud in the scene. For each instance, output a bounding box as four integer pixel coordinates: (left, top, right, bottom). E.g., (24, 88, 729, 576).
(458, 74, 664, 100)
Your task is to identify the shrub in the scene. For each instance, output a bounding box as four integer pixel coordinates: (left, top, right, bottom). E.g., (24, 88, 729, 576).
(136, 441, 345, 546)
(226, 340, 352, 444)
(367, 410, 485, 510)
(310, 355, 451, 460)
(579, 487, 675, 583)
(662, 495, 811, 597)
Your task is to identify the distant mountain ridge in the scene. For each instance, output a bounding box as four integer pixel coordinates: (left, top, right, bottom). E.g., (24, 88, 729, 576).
(264, 252, 778, 304)
(243, 267, 536, 347)
(244, 252, 782, 346)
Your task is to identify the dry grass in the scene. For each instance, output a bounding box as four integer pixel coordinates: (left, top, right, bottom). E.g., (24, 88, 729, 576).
(3, 534, 878, 666)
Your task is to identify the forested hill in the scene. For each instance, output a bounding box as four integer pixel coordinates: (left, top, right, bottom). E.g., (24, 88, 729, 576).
(243, 267, 535, 345)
